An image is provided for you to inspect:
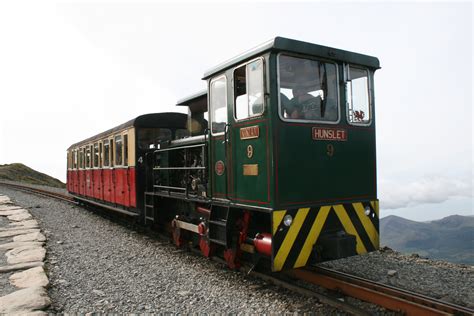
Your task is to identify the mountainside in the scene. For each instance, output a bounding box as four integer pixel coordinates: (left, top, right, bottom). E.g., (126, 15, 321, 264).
(380, 215, 474, 265)
(0, 163, 65, 188)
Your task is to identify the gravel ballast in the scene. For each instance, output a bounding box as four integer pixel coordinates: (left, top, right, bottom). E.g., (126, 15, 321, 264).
(319, 247, 474, 308)
(1, 184, 472, 313)
(0, 186, 339, 314)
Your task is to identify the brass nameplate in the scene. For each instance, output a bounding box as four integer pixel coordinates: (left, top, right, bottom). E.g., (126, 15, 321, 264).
(240, 126, 260, 140)
(312, 127, 347, 141)
(243, 164, 258, 176)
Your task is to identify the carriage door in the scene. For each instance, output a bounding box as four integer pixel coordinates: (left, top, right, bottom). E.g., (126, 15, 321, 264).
(209, 75, 229, 199)
(230, 58, 269, 204)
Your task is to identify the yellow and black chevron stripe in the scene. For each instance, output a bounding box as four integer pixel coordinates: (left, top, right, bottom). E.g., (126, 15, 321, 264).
(272, 200, 379, 271)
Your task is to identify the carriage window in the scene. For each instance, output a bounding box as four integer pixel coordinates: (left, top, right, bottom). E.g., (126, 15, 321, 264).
(73, 150, 78, 169)
(115, 135, 123, 166)
(93, 143, 99, 168)
(234, 59, 264, 120)
(103, 140, 110, 167)
(86, 146, 91, 169)
(137, 128, 172, 149)
(347, 66, 370, 125)
(123, 134, 128, 167)
(210, 75, 227, 134)
(99, 142, 103, 168)
(79, 148, 84, 169)
(278, 54, 338, 122)
(110, 140, 114, 167)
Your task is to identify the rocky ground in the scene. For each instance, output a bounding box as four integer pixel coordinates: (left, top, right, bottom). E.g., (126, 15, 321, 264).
(1, 183, 472, 314)
(0, 194, 50, 314)
(0, 186, 343, 314)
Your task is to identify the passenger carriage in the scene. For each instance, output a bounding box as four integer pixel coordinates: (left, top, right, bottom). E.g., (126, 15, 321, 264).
(66, 113, 188, 215)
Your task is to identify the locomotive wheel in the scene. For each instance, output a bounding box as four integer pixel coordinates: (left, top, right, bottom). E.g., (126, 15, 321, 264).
(172, 225, 185, 248)
(223, 248, 240, 269)
(199, 236, 213, 257)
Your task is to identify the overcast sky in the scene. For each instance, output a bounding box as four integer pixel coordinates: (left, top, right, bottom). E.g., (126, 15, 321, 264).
(0, 1, 472, 221)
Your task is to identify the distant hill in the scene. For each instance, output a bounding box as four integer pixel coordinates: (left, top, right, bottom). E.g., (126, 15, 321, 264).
(381, 215, 474, 265)
(0, 163, 65, 188)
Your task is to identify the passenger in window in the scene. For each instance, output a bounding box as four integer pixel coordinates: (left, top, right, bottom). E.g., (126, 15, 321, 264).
(290, 86, 321, 120)
(281, 93, 300, 119)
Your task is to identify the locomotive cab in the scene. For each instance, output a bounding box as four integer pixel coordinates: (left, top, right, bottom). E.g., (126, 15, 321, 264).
(200, 37, 380, 271)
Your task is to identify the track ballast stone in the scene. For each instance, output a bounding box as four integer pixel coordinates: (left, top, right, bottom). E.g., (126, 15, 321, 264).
(319, 247, 473, 308)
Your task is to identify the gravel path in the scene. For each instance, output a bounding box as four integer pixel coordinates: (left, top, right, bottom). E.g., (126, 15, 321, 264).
(320, 248, 474, 308)
(0, 186, 341, 314)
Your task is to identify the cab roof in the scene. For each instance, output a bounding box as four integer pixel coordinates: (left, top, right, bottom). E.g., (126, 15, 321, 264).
(202, 36, 380, 80)
(176, 90, 208, 113)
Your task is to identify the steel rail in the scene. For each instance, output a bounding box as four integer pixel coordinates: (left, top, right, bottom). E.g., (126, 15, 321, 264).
(0, 182, 76, 204)
(287, 267, 473, 316)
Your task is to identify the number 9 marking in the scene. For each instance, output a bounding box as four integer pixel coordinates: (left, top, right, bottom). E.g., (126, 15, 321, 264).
(327, 144, 334, 157)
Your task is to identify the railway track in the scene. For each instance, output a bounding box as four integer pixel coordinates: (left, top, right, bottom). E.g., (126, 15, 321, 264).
(0, 182, 75, 204)
(286, 267, 473, 316)
(1, 181, 472, 316)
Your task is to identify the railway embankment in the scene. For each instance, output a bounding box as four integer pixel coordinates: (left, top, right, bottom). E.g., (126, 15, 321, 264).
(0, 194, 51, 314)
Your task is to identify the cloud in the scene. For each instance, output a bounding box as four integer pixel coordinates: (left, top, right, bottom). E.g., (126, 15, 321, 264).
(379, 176, 473, 210)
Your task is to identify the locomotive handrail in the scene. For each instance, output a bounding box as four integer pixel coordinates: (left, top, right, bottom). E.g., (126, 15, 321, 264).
(153, 184, 187, 191)
(153, 143, 205, 153)
(153, 166, 206, 170)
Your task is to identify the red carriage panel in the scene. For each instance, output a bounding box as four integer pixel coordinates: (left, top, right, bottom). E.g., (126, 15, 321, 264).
(114, 168, 128, 207)
(79, 170, 85, 196)
(129, 167, 136, 208)
(103, 169, 114, 203)
(85, 169, 93, 197)
(72, 171, 79, 194)
(93, 169, 102, 200)
(66, 171, 71, 192)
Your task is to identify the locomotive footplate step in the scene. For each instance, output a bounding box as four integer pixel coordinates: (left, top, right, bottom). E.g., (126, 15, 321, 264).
(208, 206, 230, 246)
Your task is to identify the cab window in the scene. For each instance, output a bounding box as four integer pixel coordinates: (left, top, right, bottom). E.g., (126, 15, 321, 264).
(234, 59, 264, 120)
(279, 54, 338, 122)
(210, 75, 227, 134)
(346, 66, 371, 125)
